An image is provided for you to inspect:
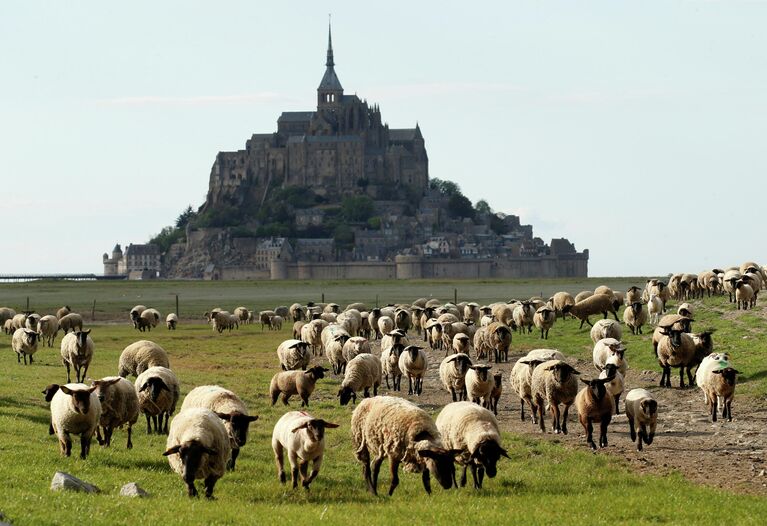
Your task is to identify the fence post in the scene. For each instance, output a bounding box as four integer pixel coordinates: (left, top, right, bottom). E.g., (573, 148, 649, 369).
(376, 294, 379, 308)
(454, 288, 457, 304)
(322, 293, 325, 303)
(26, 297, 30, 312)
(91, 300, 96, 321)
(175, 295, 179, 317)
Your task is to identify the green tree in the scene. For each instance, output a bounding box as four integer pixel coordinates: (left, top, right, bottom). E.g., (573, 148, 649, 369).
(430, 178, 460, 196)
(475, 199, 492, 215)
(175, 205, 196, 229)
(341, 196, 375, 222)
(447, 194, 475, 219)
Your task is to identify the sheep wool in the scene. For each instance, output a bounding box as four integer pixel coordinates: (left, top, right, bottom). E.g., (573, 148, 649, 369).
(50, 383, 102, 458)
(118, 340, 170, 378)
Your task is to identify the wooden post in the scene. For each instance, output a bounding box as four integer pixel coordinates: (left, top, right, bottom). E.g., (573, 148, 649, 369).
(26, 297, 30, 312)
(454, 288, 458, 304)
(175, 295, 179, 317)
(91, 299, 96, 321)
(322, 292, 325, 303)
(376, 294, 379, 308)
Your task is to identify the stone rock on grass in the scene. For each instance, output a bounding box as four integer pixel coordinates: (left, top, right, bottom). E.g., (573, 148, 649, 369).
(50, 472, 100, 493)
(120, 482, 149, 498)
(0, 511, 11, 526)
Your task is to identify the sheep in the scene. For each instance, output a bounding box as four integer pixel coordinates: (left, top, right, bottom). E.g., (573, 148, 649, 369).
(722, 270, 742, 302)
(368, 308, 384, 339)
(271, 410, 339, 489)
(118, 340, 170, 378)
(509, 350, 564, 423)
(49, 383, 101, 459)
(463, 302, 480, 325)
(163, 408, 231, 499)
(11, 312, 28, 331)
(647, 294, 664, 325)
(276, 339, 311, 371)
(512, 302, 535, 334)
(465, 364, 494, 407)
(590, 319, 623, 343)
(38, 314, 59, 347)
(0, 306, 17, 326)
(274, 305, 289, 318)
(489, 373, 502, 415)
(439, 353, 473, 402)
(592, 338, 628, 376)
(656, 325, 697, 388)
(598, 362, 625, 415)
(134, 315, 154, 332)
(451, 332, 471, 356)
(677, 302, 694, 318)
(623, 302, 648, 335)
(485, 322, 512, 363)
(270, 315, 284, 331)
(336, 309, 362, 337)
(594, 285, 614, 297)
(533, 305, 556, 339)
(25, 313, 40, 332)
(324, 332, 350, 375)
(377, 315, 394, 338)
(381, 343, 404, 391)
(735, 280, 754, 310)
(547, 291, 573, 320)
(574, 376, 614, 450)
(140, 308, 161, 330)
(530, 360, 580, 434)
(394, 309, 412, 333)
(398, 345, 428, 396)
(180, 385, 259, 470)
(130, 305, 147, 327)
(300, 319, 325, 356)
(698, 271, 722, 297)
(91, 376, 139, 449)
(289, 303, 306, 322)
(163, 312, 178, 330)
(342, 336, 371, 363)
(293, 321, 306, 340)
(58, 312, 83, 334)
(574, 290, 593, 303)
(695, 352, 730, 405)
(320, 312, 337, 324)
(3, 318, 13, 335)
(626, 286, 643, 305)
(210, 310, 238, 332)
(651, 314, 693, 356)
(704, 367, 740, 422)
(59, 330, 94, 383)
(338, 353, 382, 405)
(562, 294, 619, 328)
(233, 307, 250, 325)
(351, 396, 457, 496)
(426, 320, 444, 351)
(624, 388, 658, 451)
(270, 366, 328, 407)
(135, 365, 179, 434)
(259, 310, 276, 330)
(12, 328, 39, 365)
(435, 401, 509, 489)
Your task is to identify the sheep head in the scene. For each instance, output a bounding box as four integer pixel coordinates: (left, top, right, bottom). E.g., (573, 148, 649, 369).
(59, 384, 97, 414)
(291, 418, 339, 442)
(139, 376, 170, 402)
(711, 367, 740, 386)
(163, 439, 218, 495)
(42, 383, 60, 402)
(471, 439, 510, 478)
(579, 377, 610, 401)
(91, 377, 120, 403)
(417, 446, 461, 493)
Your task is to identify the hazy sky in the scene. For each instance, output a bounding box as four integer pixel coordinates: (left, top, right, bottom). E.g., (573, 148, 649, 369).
(2, 1, 766, 276)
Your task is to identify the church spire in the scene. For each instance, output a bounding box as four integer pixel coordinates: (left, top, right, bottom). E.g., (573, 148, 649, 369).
(326, 18, 334, 67)
(318, 16, 343, 107)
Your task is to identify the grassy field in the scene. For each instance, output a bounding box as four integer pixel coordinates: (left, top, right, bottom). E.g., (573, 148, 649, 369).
(1, 279, 766, 525)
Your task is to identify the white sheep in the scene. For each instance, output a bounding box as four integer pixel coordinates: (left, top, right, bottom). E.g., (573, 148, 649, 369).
(590, 319, 623, 343)
(398, 345, 428, 396)
(181, 385, 259, 470)
(135, 366, 179, 434)
(270, 315, 284, 331)
(624, 388, 658, 451)
(377, 315, 394, 337)
(381, 343, 404, 391)
(533, 305, 556, 339)
(351, 396, 457, 496)
(25, 313, 40, 332)
(342, 336, 371, 363)
(324, 330, 350, 375)
(38, 314, 59, 347)
(276, 339, 311, 371)
(598, 362, 625, 415)
(58, 312, 83, 334)
(49, 383, 101, 459)
(60, 330, 94, 383)
(465, 364, 494, 407)
(435, 401, 509, 489)
(12, 328, 39, 365)
(166, 313, 178, 330)
(695, 352, 730, 405)
(271, 410, 339, 489)
(647, 294, 663, 325)
(118, 340, 170, 378)
(622, 302, 648, 335)
(439, 353, 473, 402)
(592, 338, 628, 376)
(91, 376, 139, 449)
(163, 408, 231, 499)
(337, 353, 382, 405)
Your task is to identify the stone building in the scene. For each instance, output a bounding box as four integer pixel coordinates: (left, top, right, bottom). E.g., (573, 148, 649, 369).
(102, 243, 161, 278)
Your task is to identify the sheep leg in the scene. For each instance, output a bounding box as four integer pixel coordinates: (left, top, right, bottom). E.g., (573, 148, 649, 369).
(65, 362, 71, 383)
(599, 415, 610, 448)
(105, 426, 113, 447)
(551, 404, 561, 434)
(725, 399, 732, 422)
(686, 367, 694, 388)
(29, 354, 34, 363)
(470, 464, 480, 489)
(561, 404, 571, 435)
(303, 458, 322, 489)
(300, 393, 309, 407)
(96, 426, 104, 446)
(145, 414, 152, 434)
(614, 394, 621, 415)
(459, 464, 468, 487)
(126, 424, 133, 449)
(678, 367, 686, 389)
(385, 375, 391, 389)
(274, 442, 286, 483)
(80, 435, 91, 459)
(421, 469, 432, 495)
(387, 458, 401, 496)
(151, 415, 159, 433)
(450, 388, 457, 403)
(204, 475, 218, 499)
(477, 467, 485, 488)
(710, 395, 718, 422)
(519, 400, 525, 421)
(371, 456, 384, 492)
(537, 403, 546, 433)
(407, 376, 413, 396)
(228, 448, 240, 470)
(583, 417, 596, 450)
(374, 384, 379, 396)
(60, 433, 72, 457)
(628, 417, 636, 442)
(163, 413, 170, 434)
(281, 393, 290, 405)
(291, 464, 300, 489)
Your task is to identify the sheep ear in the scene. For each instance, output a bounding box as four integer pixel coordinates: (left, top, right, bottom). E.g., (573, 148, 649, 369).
(711, 369, 723, 375)
(101, 378, 120, 387)
(215, 412, 233, 422)
(138, 383, 150, 392)
(321, 421, 340, 429)
(202, 446, 218, 456)
(446, 355, 459, 363)
(163, 445, 181, 456)
(247, 415, 259, 422)
(499, 447, 510, 459)
(59, 386, 73, 396)
(580, 378, 591, 385)
(84, 329, 91, 335)
(291, 423, 310, 433)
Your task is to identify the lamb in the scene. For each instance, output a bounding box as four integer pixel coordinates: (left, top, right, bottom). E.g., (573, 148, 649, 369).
(277, 339, 311, 371)
(574, 376, 614, 450)
(598, 362, 625, 414)
(624, 388, 657, 451)
(118, 340, 170, 378)
(180, 385, 259, 470)
(12, 328, 39, 365)
(735, 280, 754, 310)
(163, 408, 231, 499)
(435, 401, 509, 489)
(695, 352, 730, 404)
(135, 365, 180, 434)
(338, 353, 382, 405)
(704, 368, 740, 422)
(381, 343, 404, 391)
(592, 338, 628, 376)
(271, 411, 339, 489)
(533, 305, 556, 339)
(439, 353, 473, 402)
(562, 294, 619, 328)
(489, 373, 502, 415)
(270, 366, 328, 407)
(166, 313, 178, 330)
(398, 345, 428, 396)
(530, 360, 580, 434)
(49, 383, 101, 459)
(647, 294, 664, 325)
(38, 314, 59, 347)
(623, 302, 648, 335)
(465, 364, 494, 407)
(342, 336, 371, 363)
(91, 376, 139, 449)
(351, 396, 457, 496)
(58, 312, 83, 334)
(590, 319, 623, 343)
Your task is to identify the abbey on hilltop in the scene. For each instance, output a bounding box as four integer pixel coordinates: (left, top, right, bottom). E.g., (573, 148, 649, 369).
(103, 23, 588, 280)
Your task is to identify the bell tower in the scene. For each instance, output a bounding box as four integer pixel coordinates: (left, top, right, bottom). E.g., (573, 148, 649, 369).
(317, 20, 343, 109)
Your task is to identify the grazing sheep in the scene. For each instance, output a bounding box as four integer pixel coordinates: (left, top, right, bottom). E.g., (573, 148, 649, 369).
(60, 330, 94, 383)
(590, 319, 623, 343)
(436, 401, 509, 489)
(397, 345, 428, 396)
(533, 305, 556, 339)
(271, 411, 339, 489)
(465, 364, 494, 407)
(574, 376, 614, 450)
(163, 408, 231, 499)
(550, 292, 575, 320)
(562, 294, 619, 329)
(91, 376, 139, 449)
(135, 366, 179, 434)
(624, 388, 657, 451)
(342, 336, 371, 363)
(592, 338, 628, 376)
(351, 396, 457, 496)
(277, 339, 312, 371)
(166, 313, 178, 330)
(439, 353, 473, 402)
(0, 306, 17, 326)
(489, 373, 502, 415)
(623, 302, 648, 335)
(598, 362, 625, 415)
(130, 305, 147, 327)
(338, 353, 382, 405)
(140, 308, 161, 330)
(38, 314, 59, 347)
(118, 340, 170, 378)
(270, 366, 328, 407)
(381, 343, 404, 391)
(49, 383, 101, 459)
(58, 312, 83, 334)
(704, 368, 740, 422)
(12, 328, 39, 365)
(181, 385, 259, 470)
(530, 360, 580, 434)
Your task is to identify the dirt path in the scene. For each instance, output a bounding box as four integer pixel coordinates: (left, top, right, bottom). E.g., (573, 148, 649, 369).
(372, 336, 767, 496)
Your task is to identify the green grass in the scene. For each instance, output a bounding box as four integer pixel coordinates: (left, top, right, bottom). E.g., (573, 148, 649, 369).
(1, 280, 766, 525)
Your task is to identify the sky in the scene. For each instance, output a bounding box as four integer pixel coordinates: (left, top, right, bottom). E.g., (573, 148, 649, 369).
(2, 0, 766, 276)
